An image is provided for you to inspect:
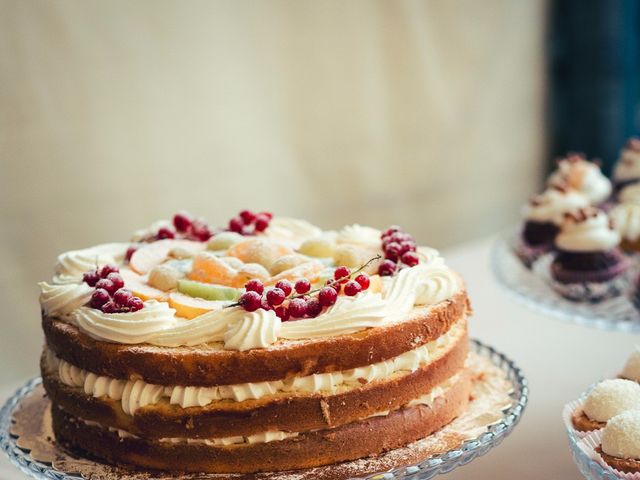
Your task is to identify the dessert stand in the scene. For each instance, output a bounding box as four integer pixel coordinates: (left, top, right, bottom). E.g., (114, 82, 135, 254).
(491, 232, 640, 332)
(0, 340, 527, 480)
(567, 429, 623, 480)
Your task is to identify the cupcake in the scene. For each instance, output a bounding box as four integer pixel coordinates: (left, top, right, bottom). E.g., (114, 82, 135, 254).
(548, 154, 612, 206)
(599, 410, 640, 473)
(517, 186, 590, 267)
(610, 201, 640, 253)
(551, 207, 629, 302)
(614, 138, 640, 193)
(621, 347, 640, 382)
(572, 379, 640, 432)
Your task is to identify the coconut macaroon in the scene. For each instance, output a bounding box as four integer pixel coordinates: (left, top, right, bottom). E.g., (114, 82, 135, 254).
(599, 410, 640, 473)
(572, 379, 640, 432)
(622, 348, 640, 383)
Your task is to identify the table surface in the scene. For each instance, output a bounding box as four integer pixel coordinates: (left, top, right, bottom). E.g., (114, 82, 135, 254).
(1, 236, 637, 480)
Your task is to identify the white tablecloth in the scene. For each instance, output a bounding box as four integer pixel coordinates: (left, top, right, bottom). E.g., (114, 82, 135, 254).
(1, 237, 635, 479)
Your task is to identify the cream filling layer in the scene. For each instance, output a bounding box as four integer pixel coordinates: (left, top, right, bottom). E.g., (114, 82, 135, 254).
(71, 372, 461, 447)
(44, 318, 465, 415)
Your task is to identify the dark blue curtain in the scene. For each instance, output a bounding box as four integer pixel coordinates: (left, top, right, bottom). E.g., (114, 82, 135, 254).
(548, 0, 640, 175)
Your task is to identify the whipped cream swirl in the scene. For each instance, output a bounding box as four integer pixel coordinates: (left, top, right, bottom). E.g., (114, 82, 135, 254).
(54, 243, 127, 284)
(610, 203, 640, 242)
(614, 141, 640, 182)
(39, 282, 93, 317)
(224, 311, 282, 351)
(522, 188, 590, 225)
(547, 157, 611, 204)
(619, 183, 640, 204)
(336, 224, 382, 246)
(264, 217, 323, 249)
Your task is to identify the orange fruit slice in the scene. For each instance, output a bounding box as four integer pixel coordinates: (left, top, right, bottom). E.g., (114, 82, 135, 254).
(168, 292, 223, 319)
(120, 269, 168, 302)
(188, 252, 238, 286)
(268, 261, 324, 285)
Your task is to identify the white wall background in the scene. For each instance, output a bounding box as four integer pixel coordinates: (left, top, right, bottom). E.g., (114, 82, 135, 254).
(0, 0, 546, 385)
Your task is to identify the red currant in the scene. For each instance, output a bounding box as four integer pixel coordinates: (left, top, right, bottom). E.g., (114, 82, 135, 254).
(378, 259, 397, 276)
(384, 242, 401, 260)
(382, 226, 401, 238)
(344, 280, 362, 296)
(190, 220, 212, 241)
(239, 291, 262, 312)
(229, 217, 244, 233)
(156, 227, 175, 240)
(334, 266, 350, 282)
(354, 274, 370, 290)
(125, 245, 138, 263)
(106, 272, 125, 291)
(127, 297, 144, 312)
(305, 298, 322, 317)
(83, 270, 100, 287)
(288, 298, 307, 318)
(275, 280, 293, 296)
(399, 241, 416, 254)
(245, 279, 264, 295)
(260, 296, 273, 311)
(99, 264, 119, 278)
(318, 287, 338, 307)
(254, 214, 270, 232)
(90, 289, 110, 309)
(275, 306, 290, 321)
(173, 212, 192, 232)
(266, 288, 286, 306)
(95, 278, 116, 295)
(239, 210, 256, 224)
(101, 301, 118, 314)
(294, 279, 311, 294)
(401, 251, 419, 267)
(260, 212, 274, 220)
(113, 288, 133, 306)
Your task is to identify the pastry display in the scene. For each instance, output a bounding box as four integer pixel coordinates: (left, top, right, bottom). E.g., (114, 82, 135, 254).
(547, 154, 612, 205)
(571, 379, 640, 432)
(38, 211, 475, 474)
(550, 208, 629, 302)
(614, 138, 640, 192)
(598, 410, 640, 473)
(517, 186, 589, 267)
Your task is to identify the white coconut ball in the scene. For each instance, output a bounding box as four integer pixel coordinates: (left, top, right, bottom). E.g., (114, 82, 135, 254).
(583, 379, 640, 423)
(622, 347, 640, 382)
(602, 410, 640, 459)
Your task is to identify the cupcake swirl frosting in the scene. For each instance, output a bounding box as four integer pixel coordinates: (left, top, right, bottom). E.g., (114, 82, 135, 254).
(614, 138, 640, 183)
(547, 156, 611, 204)
(610, 203, 640, 242)
(619, 183, 640, 204)
(555, 209, 620, 252)
(522, 188, 590, 225)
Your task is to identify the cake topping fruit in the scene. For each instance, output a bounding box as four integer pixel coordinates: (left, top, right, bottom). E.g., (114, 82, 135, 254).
(238, 291, 262, 312)
(83, 265, 144, 313)
(227, 210, 273, 236)
(379, 226, 420, 275)
(244, 279, 265, 295)
(294, 278, 311, 294)
(275, 280, 293, 296)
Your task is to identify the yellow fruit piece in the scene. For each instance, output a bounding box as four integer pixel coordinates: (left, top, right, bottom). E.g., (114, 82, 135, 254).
(120, 269, 168, 301)
(169, 292, 222, 319)
(129, 240, 205, 275)
(268, 261, 324, 285)
(227, 239, 293, 269)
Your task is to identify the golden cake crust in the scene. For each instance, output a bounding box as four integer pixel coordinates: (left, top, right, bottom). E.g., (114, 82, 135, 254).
(572, 408, 605, 432)
(42, 328, 468, 438)
(597, 446, 640, 473)
(51, 371, 471, 474)
(43, 290, 470, 386)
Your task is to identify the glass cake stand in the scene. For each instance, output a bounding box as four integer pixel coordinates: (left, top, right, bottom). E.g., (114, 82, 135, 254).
(491, 231, 640, 333)
(567, 430, 622, 480)
(0, 340, 528, 480)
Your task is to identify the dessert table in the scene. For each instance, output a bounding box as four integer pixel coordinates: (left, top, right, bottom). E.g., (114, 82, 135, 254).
(1, 235, 636, 479)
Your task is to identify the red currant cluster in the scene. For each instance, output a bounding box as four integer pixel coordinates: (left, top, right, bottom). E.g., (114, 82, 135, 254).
(228, 210, 273, 236)
(83, 265, 144, 313)
(237, 266, 370, 320)
(378, 226, 419, 276)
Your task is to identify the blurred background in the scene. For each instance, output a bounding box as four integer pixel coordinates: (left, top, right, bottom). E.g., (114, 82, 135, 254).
(2, 1, 640, 478)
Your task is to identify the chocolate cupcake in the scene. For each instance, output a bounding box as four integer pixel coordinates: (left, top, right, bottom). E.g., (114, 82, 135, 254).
(613, 138, 640, 194)
(517, 186, 590, 267)
(551, 207, 629, 302)
(547, 154, 612, 206)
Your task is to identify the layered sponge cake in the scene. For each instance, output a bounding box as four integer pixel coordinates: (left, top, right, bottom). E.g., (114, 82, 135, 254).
(39, 212, 472, 474)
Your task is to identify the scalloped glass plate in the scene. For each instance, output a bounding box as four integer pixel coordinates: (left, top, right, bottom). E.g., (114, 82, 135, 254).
(491, 232, 640, 332)
(0, 340, 527, 480)
(567, 429, 623, 480)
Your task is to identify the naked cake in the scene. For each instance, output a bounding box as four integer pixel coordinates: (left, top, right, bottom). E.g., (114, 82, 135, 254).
(39, 211, 473, 474)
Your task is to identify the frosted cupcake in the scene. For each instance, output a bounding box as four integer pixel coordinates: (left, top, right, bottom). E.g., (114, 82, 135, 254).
(551, 207, 629, 302)
(547, 154, 612, 206)
(517, 186, 590, 267)
(599, 410, 640, 473)
(613, 138, 640, 193)
(572, 379, 640, 432)
(621, 347, 640, 383)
